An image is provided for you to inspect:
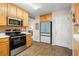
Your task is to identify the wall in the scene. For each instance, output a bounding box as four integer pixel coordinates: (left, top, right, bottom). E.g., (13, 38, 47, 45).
(0, 26, 22, 33)
(52, 9, 72, 49)
(29, 17, 40, 42)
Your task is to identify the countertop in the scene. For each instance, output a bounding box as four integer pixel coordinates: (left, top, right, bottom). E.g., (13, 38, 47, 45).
(0, 33, 9, 39)
(0, 32, 31, 39)
(21, 32, 31, 35)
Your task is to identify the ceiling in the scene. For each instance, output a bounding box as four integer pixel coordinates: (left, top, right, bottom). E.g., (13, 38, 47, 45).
(13, 3, 72, 17)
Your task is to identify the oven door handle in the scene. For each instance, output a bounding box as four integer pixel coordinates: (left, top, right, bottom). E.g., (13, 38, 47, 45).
(10, 36, 21, 39)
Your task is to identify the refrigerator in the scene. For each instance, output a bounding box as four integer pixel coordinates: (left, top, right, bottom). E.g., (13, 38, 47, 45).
(40, 21, 52, 44)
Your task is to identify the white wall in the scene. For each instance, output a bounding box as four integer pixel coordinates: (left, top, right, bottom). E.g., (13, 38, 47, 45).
(32, 9, 72, 49)
(29, 17, 40, 42)
(52, 9, 72, 49)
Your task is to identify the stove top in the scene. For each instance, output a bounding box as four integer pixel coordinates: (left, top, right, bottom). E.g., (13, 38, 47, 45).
(6, 34, 26, 39)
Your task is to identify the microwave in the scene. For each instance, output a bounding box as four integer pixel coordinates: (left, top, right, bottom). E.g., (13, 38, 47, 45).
(8, 17, 23, 26)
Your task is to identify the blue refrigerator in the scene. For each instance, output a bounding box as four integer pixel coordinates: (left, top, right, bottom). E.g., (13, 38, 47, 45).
(40, 21, 52, 44)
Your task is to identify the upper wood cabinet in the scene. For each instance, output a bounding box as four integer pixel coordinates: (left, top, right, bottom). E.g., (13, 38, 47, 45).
(23, 11, 29, 27)
(0, 3, 29, 27)
(16, 7, 23, 19)
(73, 4, 79, 24)
(40, 15, 46, 21)
(8, 4, 16, 18)
(0, 3, 8, 26)
(40, 13, 52, 22)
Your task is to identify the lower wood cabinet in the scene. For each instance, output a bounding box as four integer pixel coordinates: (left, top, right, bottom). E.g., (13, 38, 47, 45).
(26, 34, 32, 48)
(0, 38, 9, 56)
(74, 40, 79, 56)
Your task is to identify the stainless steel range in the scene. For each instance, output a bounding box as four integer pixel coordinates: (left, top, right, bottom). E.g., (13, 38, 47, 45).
(5, 29, 26, 56)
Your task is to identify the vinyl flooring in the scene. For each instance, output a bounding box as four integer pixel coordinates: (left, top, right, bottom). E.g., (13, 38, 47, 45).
(17, 41, 72, 56)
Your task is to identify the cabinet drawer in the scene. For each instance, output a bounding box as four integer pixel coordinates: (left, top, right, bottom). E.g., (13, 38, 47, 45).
(0, 41, 9, 45)
(27, 37, 31, 40)
(0, 38, 9, 43)
(27, 34, 31, 37)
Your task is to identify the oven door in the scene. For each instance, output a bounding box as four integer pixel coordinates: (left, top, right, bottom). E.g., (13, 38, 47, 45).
(10, 36, 26, 50)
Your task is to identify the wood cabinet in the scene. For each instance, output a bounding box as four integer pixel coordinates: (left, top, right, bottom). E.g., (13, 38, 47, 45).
(0, 3, 7, 26)
(16, 7, 23, 19)
(8, 4, 16, 18)
(73, 4, 79, 24)
(74, 40, 79, 56)
(26, 34, 32, 48)
(0, 38, 9, 56)
(0, 3, 29, 27)
(40, 13, 52, 22)
(40, 15, 46, 22)
(23, 11, 29, 27)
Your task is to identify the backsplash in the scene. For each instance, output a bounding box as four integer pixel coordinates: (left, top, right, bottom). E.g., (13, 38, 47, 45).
(0, 26, 23, 33)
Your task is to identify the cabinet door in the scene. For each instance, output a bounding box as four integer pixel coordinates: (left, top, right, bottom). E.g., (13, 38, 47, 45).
(74, 40, 79, 56)
(40, 13, 52, 22)
(26, 35, 32, 47)
(16, 7, 23, 19)
(74, 4, 79, 24)
(0, 46, 2, 56)
(8, 4, 16, 18)
(47, 14, 52, 21)
(0, 42, 9, 56)
(0, 3, 7, 26)
(26, 36, 30, 47)
(75, 8, 79, 23)
(23, 11, 29, 27)
(40, 16, 46, 22)
(23, 19, 29, 27)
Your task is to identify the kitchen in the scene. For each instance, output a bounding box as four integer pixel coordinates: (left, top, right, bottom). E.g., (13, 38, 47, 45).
(0, 3, 32, 56)
(0, 3, 77, 56)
